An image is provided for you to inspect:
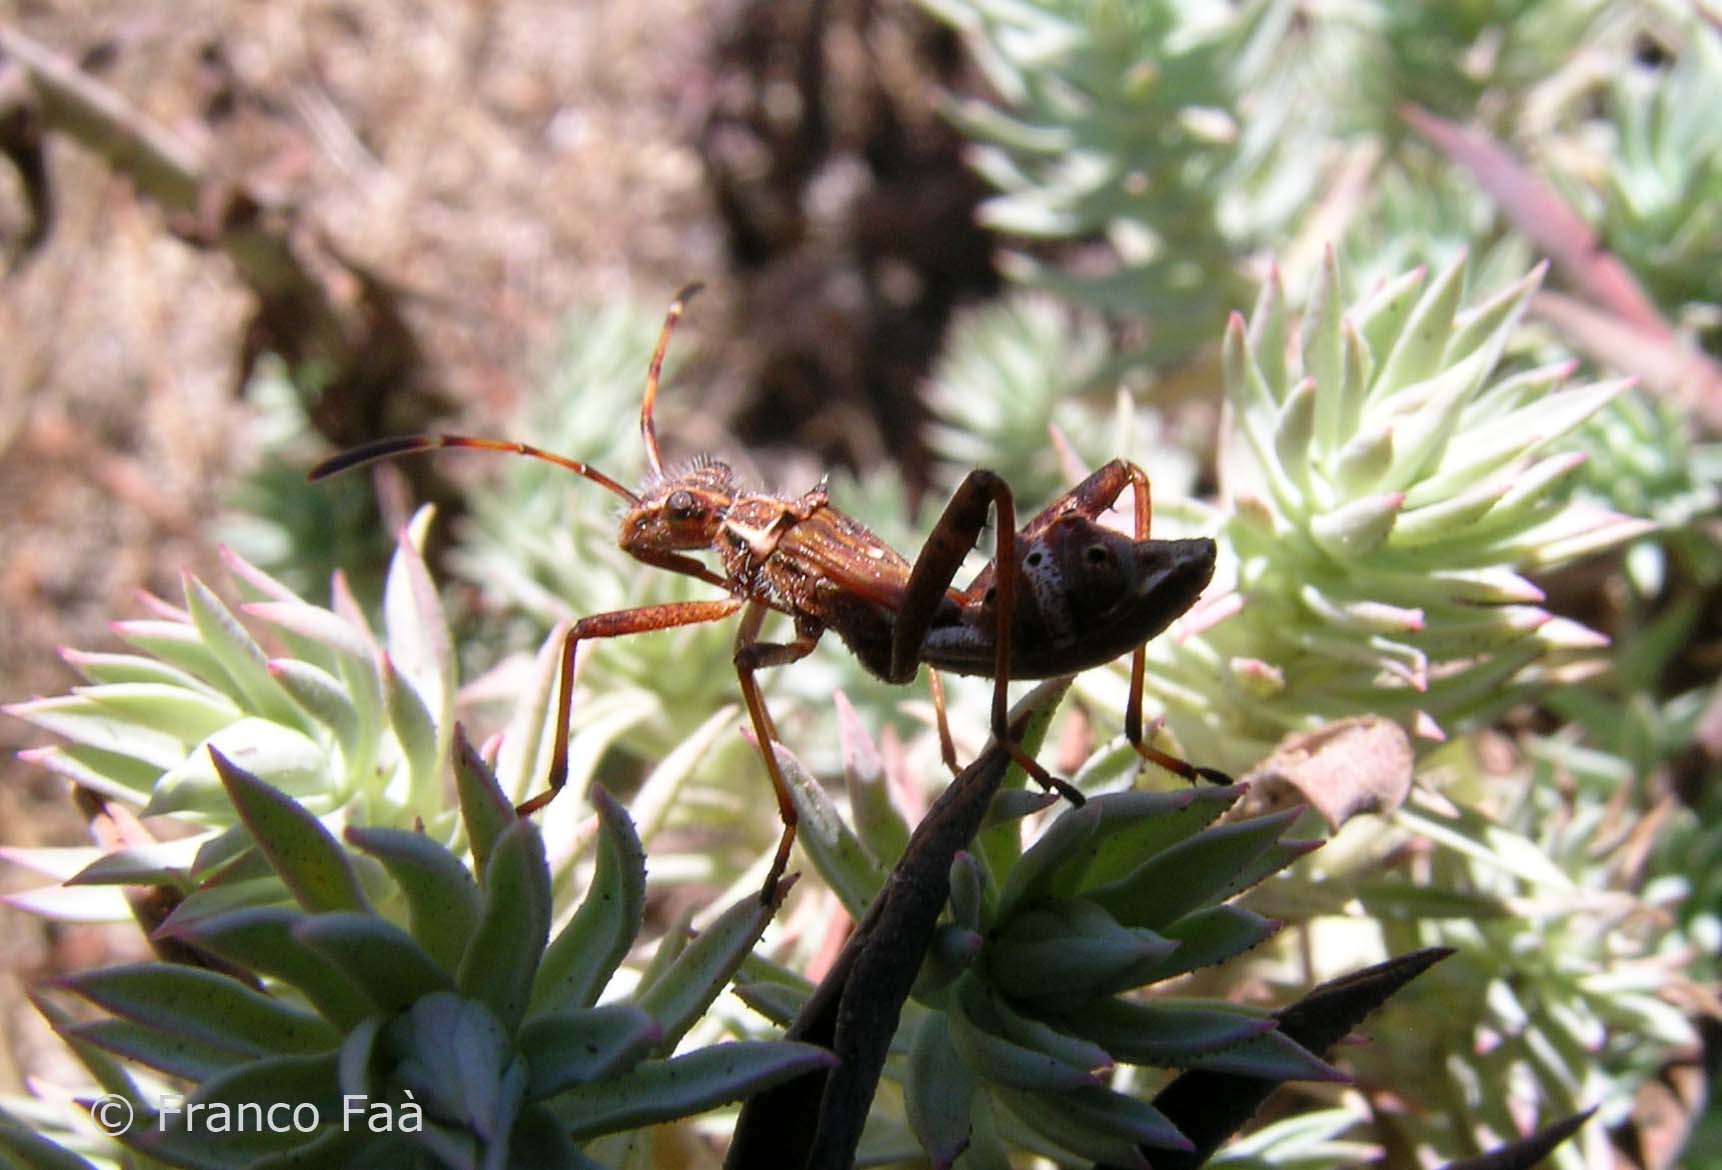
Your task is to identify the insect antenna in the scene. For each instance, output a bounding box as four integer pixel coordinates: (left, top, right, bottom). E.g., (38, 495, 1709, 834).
(639, 281, 705, 480)
(308, 433, 641, 505)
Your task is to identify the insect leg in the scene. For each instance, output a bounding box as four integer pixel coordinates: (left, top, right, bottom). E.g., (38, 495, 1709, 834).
(927, 667, 960, 775)
(515, 598, 744, 816)
(893, 470, 1081, 804)
(1108, 463, 1232, 786)
(731, 602, 824, 903)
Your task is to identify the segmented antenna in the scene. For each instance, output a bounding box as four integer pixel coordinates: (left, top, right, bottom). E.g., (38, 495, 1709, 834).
(640, 282, 705, 479)
(308, 434, 640, 505)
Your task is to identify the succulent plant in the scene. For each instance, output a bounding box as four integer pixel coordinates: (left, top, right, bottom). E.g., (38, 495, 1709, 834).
(23, 745, 826, 1170)
(1593, 19, 1722, 321)
(738, 694, 1339, 1168)
(917, 0, 1266, 364)
(1124, 253, 1652, 777)
(4, 513, 465, 864)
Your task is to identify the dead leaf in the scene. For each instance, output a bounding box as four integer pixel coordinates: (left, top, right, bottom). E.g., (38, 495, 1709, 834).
(1244, 716, 1414, 831)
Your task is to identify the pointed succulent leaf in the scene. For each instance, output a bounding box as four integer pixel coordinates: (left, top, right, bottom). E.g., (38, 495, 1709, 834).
(267, 659, 359, 752)
(550, 1042, 839, 1138)
(67, 842, 197, 891)
(1046, 786, 1234, 899)
(1272, 378, 1318, 494)
(1246, 267, 1288, 397)
(382, 510, 455, 748)
(1333, 421, 1394, 495)
(68, 1017, 251, 1080)
(946, 975, 1099, 1092)
(7, 694, 187, 771)
(458, 820, 552, 1034)
(160, 906, 373, 1027)
(517, 1004, 661, 1102)
(13, 741, 162, 805)
(990, 1085, 1151, 1168)
(347, 826, 482, 973)
(1442, 261, 1545, 364)
(453, 724, 514, 876)
(1309, 492, 1405, 558)
(293, 912, 454, 1012)
(1064, 997, 1273, 1065)
(1369, 252, 1467, 401)
(1127, 904, 1282, 983)
(380, 652, 440, 817)
(904, 1009, 976, 1169)
(209, 748, 366, 912)
(384, 992, 523, 1141)
(183, 573, 308, 732)
(1087, 808, 1301, 930)
(989, 900, 1176, 1005)
(837, 690, 909, 865)
(992, 990, 1113, 1075)
(149, 720, 331, 817)
(31, 990, 144, 1101)
(636, 889, 779, 1051)
(995, 800, 1103, 917)
(1305, 248, 1346, 453)
(532, 786, 646, 1014)
(775, 741, 885, 917)
(949, 851, 986, 932)
(732, 980, 807, 1028)
(61, 962, 340, 1055)
(1180, 1027, 1344, 1081)
(111, 617, 231, 692)
(173, 1048, 344, 1127)
(1351, 266, 1427, 383)
(624, 703, 735, 843)
(75, 682, 240, 743)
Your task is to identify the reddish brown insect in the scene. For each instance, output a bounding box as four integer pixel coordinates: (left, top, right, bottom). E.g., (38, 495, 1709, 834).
(311, 285, 1227, 900)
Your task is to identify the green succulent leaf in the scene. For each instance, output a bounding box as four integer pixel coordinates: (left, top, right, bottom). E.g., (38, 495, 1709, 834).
(452, 724, 515, 877)
(457, 820, 552, 1034)
(775, 741, 885, 917)
(209, 749, 368, 913)
(550, 1042, 839, 1139)
(1044, 786, 1239, 899)
(1086, 808, 1302, 930)
(182, 573, 309, 733)
(995, 800, 1103, 918)
(904, 1009, 976, 1168)
(1063, 997, 1274, 1066)
(988, 899, 1177, 1007)
(532, 786, 646, 1014)
(837, 690, 910, 866)
(61, 962, 340, 1057)
(945, 974, 1099, 1092)
(159, 906, 374, 1027)
(383, 992, 525, 1148)
(1130, 904, 1282, 983)
(293, 912, 455, 1013)
(346, 826, 483, 974)
(517, 1004, 661, 1100)
(635, 890, 779, 1052)
(67, 1016, 248, 1081)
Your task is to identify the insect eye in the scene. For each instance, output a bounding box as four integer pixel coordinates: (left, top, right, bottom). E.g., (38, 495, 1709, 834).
(1025, 550, 1044, 568)
(667, 490, 698, 519)
(1085, 545, 1112, 566)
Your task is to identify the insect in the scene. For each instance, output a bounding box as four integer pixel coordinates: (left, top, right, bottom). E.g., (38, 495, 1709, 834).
(311, 285, 1228, 901)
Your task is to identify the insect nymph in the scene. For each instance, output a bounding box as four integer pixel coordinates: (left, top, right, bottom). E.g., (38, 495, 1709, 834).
(312, 285, 1227, 900)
